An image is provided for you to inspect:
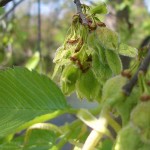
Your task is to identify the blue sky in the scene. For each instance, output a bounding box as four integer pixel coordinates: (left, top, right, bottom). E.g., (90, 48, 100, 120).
(6, 0, 150, 15)
(144, 0, 150, 12)
(30, 0, 150, 15)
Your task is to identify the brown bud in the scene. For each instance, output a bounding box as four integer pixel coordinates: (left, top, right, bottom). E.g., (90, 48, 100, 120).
(121, 70, 132, 79)
(67, 38, 79, 45)
(140, 94, 150, 102)
(147, 81, 150, 86)
(97, 22, 106, 27)
(70, 56, 77, 62)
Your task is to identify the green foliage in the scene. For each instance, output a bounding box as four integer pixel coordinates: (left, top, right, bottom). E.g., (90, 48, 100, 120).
(113, 124, 144, 150)
(98, 139, 113, 150)
(76, 69, 101, 101)
(0, 67, 69, 137)
(0, 7, 4, 15)
(0, 0, 150, 150)
(102, 75, 126, 104)
(23, 122, 63, 149)
(115, 88, 139, 125)
(96, 27, 119, 51)
(25, 52, 40, 70)
(105, 50, 122, 75)
(119, 43, 138, 57)
(61, 63, 80, 95)
(131, 101, 150, 130)
(90, 3, 108, 15)
(92, 52, 112, 84)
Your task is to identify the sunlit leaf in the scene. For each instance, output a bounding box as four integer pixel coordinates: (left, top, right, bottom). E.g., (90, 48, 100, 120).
(76, 69, 101, 101)
(61, 64, 80, 95)
(25, 52, 40, 70)
(90, 3, 108, 15)
(105, 50, 122, 75)
(95, 43, 107, 65)
(96, 27, 119, 51)
(102, 75, 126, 104)
(92, 52, 112, 84)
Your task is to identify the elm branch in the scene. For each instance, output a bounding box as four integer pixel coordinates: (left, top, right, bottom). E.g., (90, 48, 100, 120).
(74, 0, 88, 25)
(122, 47, 150, 95)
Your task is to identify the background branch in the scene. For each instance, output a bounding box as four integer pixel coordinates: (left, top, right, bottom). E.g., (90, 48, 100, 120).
(122, 47, 150, 95)
(0, 0, 12, 7)
(74, 0, 88, 25)
(37, 0, 41, 56)
(0, 0, 24, 20)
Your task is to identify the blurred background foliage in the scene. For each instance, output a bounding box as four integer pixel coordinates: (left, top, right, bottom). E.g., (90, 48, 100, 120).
(0, 0, 150, 73)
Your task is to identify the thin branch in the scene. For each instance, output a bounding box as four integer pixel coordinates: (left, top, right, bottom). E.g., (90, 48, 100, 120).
(37, 0, 41, 56)
(12, 0, 16, 18)
(0, 0, 12, 7)
(74, 0, 88, 25)
(0, 0, 25, 20)
(122, 47, 150, 95)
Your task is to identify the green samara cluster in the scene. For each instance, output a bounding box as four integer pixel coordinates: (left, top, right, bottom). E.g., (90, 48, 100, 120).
(102, 64, 150, 150)
(52, 2, 150, 150)
(113, 101, 150, 150)
(52, 3, 137, 102)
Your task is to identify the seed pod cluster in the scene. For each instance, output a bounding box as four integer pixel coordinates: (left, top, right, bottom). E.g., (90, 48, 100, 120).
(100, 58, 150, 149)
(113, 102, 150, 150)
(112, 88, 150, 149)
(113, 124, 150, 150)
(52, 1, 150, 149)
(52, 3, 136, 102)
(131, 101, 150, 144)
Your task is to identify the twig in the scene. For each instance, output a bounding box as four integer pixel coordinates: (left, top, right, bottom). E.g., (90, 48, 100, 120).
(122, 47, 150, 95)
(37, 0, 41, 56)
(0, 0, 12, 7)
(74, 0, 88, 25)
(0, 0, 25, 20)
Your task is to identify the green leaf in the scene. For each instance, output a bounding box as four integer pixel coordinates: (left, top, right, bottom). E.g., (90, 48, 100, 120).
(24, 126, 57, 150)
(0, 123, 62, 150)
(102, 75, 127, 105)
(53, 45, 74, 63)
(92, 52, 112, 84)
(119, 43, 138, 57)
(53, 47, 64, 63)
(95, 43, 107, 65)
(61, 64, 80, 96)
(96, 27, 119, 51)
(116, 88, 139, 125)
(131, 101, 150, 130)
(98, 139, 113, 150)
(76, 69, 101, 101)
(0, 142, 21, 150)
(114, 124, 143, 150)
(90, 3, 108, 15)
(88, 32, 107, 65)
(105, 50, 122, 75)
(0, 67, 69, 137)
(0, 7, 5, 15)
(52, 59, 71, 79)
